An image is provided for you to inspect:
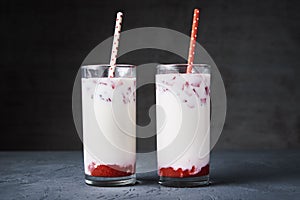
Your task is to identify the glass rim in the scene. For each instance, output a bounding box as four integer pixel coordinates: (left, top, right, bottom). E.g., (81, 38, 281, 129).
(81, 64, 136, 69)
(157, 63, 211, 69)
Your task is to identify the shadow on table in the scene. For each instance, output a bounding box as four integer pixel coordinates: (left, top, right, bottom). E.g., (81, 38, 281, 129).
(136, 171, 159, 185)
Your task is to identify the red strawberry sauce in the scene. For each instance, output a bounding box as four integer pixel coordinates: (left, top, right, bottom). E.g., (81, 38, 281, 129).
(88, 162, 134, 177)
(159, 164, 209, 178)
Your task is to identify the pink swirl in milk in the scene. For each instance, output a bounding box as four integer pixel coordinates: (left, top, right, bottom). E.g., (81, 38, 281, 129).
(82, 78, 135, 104)
(97, 78, 135, 104)
(156, 74, 210, 109)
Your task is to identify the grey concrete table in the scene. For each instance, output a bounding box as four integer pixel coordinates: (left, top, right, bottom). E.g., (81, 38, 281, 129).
(0, 150, 299, 200)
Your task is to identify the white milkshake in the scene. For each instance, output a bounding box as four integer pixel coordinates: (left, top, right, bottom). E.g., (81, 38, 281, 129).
(156, 73, 210, 178)
(81, 77, 136, 177)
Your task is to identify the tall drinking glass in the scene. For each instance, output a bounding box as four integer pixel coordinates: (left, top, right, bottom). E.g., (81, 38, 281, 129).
(81, 64, 136, 186)
(156, 64, 210, 187)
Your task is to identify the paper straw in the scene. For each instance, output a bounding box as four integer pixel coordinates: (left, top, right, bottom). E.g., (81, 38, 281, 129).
(108, 12, 123, 78)
(186, 9, 200, 74)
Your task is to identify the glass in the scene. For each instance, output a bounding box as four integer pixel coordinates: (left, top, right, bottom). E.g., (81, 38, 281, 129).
(81, 64, 136, 186)
(156, 64, 210, 187)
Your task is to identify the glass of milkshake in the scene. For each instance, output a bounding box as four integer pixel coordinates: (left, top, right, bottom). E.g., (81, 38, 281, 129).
(156, 64, 210, 187)
(81, 64, 136, 186)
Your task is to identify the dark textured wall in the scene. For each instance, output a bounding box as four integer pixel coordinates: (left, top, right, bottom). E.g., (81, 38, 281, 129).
(0, 0, 299, 150)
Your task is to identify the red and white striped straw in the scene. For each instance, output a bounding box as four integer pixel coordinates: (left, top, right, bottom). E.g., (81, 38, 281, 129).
(186, 9, 200, 74)
(108, 12, 123, 78)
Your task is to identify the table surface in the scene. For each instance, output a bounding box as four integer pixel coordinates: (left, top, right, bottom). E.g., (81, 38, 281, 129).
(0, 150, 299, 200)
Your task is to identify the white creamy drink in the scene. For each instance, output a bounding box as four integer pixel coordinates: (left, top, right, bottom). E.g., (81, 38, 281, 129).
(81, 77, 136, 177)
(156, 73, 210, 177)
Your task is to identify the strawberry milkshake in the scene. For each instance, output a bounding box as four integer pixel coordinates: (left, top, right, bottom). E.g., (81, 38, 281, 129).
(156, 64, 210, 187)
(81, 65, 136, 186)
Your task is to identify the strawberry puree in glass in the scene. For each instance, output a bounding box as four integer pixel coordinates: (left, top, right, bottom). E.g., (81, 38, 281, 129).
(156, 64, 210, 187)
(81, 65, 136, 186)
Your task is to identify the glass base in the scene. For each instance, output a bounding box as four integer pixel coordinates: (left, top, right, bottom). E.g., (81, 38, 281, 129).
(85, 174, 136, 186)
(159, 175, 209, 187)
